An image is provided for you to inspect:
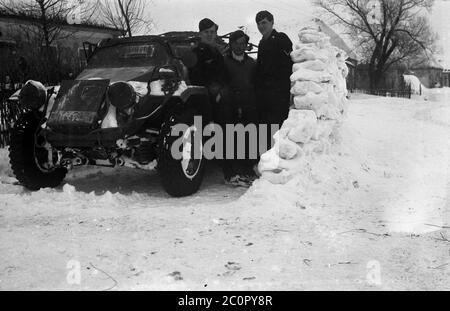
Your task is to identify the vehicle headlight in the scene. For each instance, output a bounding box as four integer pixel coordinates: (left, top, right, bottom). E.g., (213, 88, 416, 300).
(19, 80, 47, 110)
(107, 82, 136, 110)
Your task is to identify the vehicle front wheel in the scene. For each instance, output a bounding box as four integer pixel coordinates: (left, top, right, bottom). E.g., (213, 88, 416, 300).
(158, 108, 205, 197)
(9, 111, 67, 191)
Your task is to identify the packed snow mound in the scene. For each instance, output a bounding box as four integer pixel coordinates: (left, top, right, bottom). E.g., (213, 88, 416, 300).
(258, 23, 348, 185)
(403, 75, 425, 95)
(0, 148, 12, 177)
(425, 87, 450, 102)
(403, 74, 450, 102)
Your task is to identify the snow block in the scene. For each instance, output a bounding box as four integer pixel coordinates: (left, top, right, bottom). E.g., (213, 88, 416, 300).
(293, 60, 328, 72)
(293, 92, 328, 111)
(290, 68, 332, 83)
(282, 109, 317, 130)
(286, 113, 317, 144)
(298, 33, 326, 44)
(291, 47, 328, 63)
(292, 93, 341, 121)
(298, 27, 331, 47)
(294, 42, 317, 50)
(258, 149, 281, 172)
(273, 127, 290, 143)
(277, 137, 300, 160)
(291, 81, 325, 96)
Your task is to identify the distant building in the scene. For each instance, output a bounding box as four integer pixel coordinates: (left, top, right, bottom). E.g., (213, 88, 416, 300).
(0, 12, 123, 83)
(409, 56, 444, 88)
(353, 52, 445, 90)
(443, 69, 450, 87)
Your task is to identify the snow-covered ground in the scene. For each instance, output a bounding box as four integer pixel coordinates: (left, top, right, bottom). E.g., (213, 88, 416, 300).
(404, 74, 450, 103)
(1, 94, 450, 290)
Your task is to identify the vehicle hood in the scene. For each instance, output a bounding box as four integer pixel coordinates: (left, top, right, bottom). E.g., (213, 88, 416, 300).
(77, 66, 156, 83)
(46, 79, 110, 135)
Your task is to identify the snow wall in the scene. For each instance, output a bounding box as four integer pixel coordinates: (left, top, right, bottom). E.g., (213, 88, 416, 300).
(0, 148, 11, 177)
(258, 24, 349, 185)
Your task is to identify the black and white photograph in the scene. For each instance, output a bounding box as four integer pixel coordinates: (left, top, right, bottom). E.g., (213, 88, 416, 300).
(0, 0, 449, 293)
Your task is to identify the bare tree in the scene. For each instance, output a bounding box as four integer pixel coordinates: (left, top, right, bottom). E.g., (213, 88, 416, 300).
(0, 0, 97, 48)
(315, 0, 438, 89)
(98, 0, 153, 37)
(0, 0, 98, 82)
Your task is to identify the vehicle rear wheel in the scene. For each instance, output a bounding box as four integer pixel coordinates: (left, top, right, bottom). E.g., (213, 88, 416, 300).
(158, 108, 205, 197)
(9, 111, 67, 191)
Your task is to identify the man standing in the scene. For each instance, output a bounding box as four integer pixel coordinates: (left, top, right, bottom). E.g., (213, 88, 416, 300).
(190, 18, 228, 110)
(223, 30, 258, 185)
(224, 30, 257, 125)
(190, 18, 240, 185)
(255, 10, 293, 152)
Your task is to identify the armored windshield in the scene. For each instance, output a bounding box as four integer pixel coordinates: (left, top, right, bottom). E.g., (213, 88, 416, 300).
(87, 42, 169, 68)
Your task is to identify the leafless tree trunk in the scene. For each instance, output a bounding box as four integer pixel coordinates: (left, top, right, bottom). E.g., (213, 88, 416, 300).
(315, 0, 437, 90)
(98, 0, 153, 37)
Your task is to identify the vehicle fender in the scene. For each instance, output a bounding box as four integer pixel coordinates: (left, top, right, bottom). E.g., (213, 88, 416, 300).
(7, 85, 59, 117)
(179, 86, 212, 123)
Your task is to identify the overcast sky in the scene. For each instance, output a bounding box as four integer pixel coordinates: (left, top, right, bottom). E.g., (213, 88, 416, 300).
(147, 0, 314, 42)
(147, 0, 450, 67)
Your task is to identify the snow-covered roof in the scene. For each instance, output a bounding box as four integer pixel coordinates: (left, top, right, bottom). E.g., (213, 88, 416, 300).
(411, 55, 444, 70)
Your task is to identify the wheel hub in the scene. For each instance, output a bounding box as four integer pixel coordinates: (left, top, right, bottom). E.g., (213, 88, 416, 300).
(181, 125, 202, 179)
(34, 134, 59, 172)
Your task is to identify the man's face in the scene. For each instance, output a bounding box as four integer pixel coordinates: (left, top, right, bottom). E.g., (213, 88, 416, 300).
(230, 36, 247, 56)
(257, 18, 274, 37)
(200, 25, 217, 45)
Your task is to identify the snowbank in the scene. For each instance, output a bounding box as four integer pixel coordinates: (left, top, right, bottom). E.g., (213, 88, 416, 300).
(0, 148, 11, 177)
(403, 74, 450, 102)
(425, 87, 450, 102)
(403, 74, 424, 95)
(258, 23, 348, 185)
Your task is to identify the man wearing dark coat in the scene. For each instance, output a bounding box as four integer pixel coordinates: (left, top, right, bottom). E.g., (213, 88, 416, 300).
(224, 31, 257, 129)
(191, 18, 252, 186)
(189, 18, 229, 119)
(223, 30, 258, 183)
(255, 10, 293, 152)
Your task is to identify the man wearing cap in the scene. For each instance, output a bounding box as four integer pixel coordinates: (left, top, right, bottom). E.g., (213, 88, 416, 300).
(190, 18, 239, 185)
(255, 10, 293, 151)
(190, 18, 228, 107)
(222, 30, 258, 185)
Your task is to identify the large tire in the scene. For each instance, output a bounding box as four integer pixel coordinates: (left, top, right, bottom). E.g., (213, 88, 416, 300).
(158, 108, 206, 197)
(9, 111, 67, 191)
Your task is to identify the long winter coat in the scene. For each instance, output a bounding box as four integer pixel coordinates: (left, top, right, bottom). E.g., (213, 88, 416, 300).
(189, 42, 227, 92)
(224, 53, 257, 122)
(256, 29, 293, 128)
(256, 29, 293, 91)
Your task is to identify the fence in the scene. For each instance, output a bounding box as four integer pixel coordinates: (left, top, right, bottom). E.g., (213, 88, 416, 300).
(349, 87, 412, 99)
(1, 86, 24, 148)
